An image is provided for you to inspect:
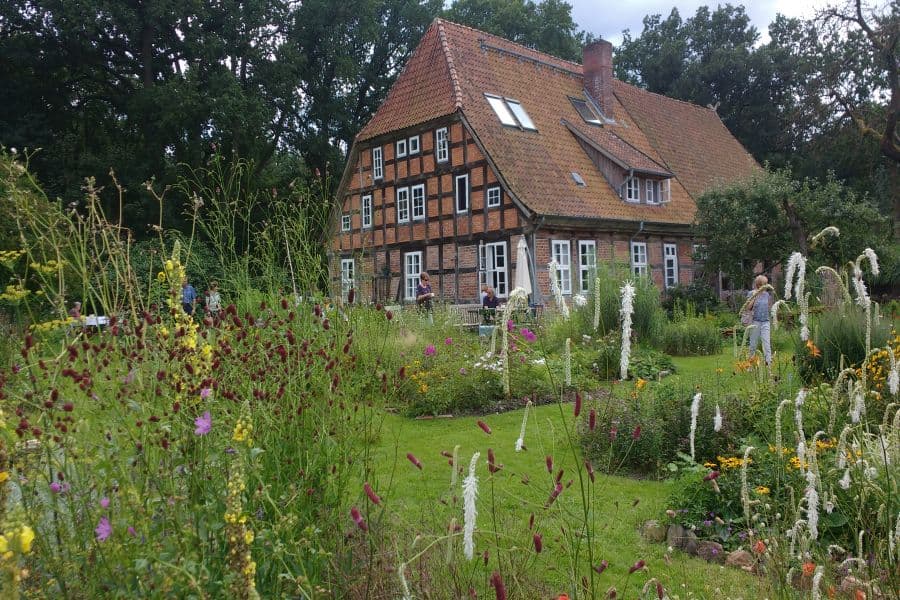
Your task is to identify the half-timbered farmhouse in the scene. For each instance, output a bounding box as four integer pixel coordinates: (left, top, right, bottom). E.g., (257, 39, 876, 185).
(330, 19, 758, 304)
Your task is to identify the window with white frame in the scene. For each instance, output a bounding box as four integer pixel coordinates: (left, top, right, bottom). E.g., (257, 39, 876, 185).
(340, 258, 355, 299)
(664, 243, 679, 288)
(692, 243, 707, 262)
(646, 179, 660, 204)
(551, 240, 572, 295)
(411, 184, 426, 221)
(486, 186, 501, 208)
(578, 240, 596, 293)
(630, 241, 648, 277)
(396, 187, 410, 224)
(625, 177, 640, 202)
(396, 139, 407, 158)
(361, 195, 372, 229)
(505, 99, 536, 130)
(404, 252, 422, 301)
(435, 128, 448, 163)
(455, 173, 469, 213)
(485, 94, 518, 126)
(408, 135, 420, 154)
(341, 214, 351, 232)
(479, 241, 508, 297)
(372, 146, 383, 179)
(662, 178, 671, 203)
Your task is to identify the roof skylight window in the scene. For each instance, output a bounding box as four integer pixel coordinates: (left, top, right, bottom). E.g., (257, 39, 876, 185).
(570, 97, 603, 125)
(571, 172, 586, 186)
(505, 99, 536, 130)
(485, 94, 538, 130)
(486, 95, 518, 126)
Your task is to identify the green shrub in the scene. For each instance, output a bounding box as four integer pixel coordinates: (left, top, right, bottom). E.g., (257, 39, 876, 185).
(660, 317, 722, 356)
(629, 346, 677, 379)
(662, 281, 721, 315)
(796, 306, 892, 382)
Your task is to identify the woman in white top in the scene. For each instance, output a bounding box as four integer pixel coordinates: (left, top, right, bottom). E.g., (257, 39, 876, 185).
(205, 281, 222, 317)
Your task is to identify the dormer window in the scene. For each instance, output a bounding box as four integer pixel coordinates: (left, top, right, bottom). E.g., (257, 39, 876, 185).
(625, 177, 641, 202)
(485, 94, 537, 130)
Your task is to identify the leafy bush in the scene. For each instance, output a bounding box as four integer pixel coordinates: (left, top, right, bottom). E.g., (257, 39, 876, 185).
(629, 346, 677, 379)
(662, 281, 721, 315)
(795, 306, 892, 382)
(660, 317, 722, 356)
(581, 379, 742, 476)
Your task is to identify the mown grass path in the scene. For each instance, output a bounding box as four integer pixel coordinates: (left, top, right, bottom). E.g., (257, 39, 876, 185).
(368, 356, 771, 599)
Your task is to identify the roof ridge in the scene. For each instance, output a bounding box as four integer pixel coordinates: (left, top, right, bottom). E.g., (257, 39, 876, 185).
(614, 79, 717, 114)
(435, 19, 464, 109)
(435, 17, 584, 72)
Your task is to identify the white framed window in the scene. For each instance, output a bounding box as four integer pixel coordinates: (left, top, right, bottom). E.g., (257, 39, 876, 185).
(479, 241, 508, 297)
(408, 135, 420, 155)
(404, 252, 422, 301)
(570, 97, 603, 125)
(662, 178, 671, 203)
(486, 186, 501, 208)
(455, 173, 469, 213)
(396, 187, 410, 224)
(396, 139, 407, 158)
(361, 195, 372, 229)
(646, 180, 659, 204)
(692, 243, 707, 262)
(372, 146, 383, 180)
(435, 128, 448, 163)
(340, 258, 355, 299)
(578, 240, 596, 294)
(341, 214, 351, 232)
(664, 243, 679, 288)
(485, 94, 518, 126)
(625, 177, 640, 202)
(411, 183, 426, 221)
(630, 241, 648, 277)
(505, 99, 536, 130)
(551, 240, 572, 295)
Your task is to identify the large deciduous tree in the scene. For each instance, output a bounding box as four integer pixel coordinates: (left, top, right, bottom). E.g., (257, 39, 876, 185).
(695, 169, 890, 285)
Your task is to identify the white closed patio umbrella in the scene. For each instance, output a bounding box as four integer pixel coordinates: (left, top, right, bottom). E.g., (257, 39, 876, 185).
(514, 237, 533, 297)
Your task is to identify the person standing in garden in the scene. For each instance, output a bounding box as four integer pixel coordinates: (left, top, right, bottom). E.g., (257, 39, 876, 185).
(747, 274, 772, 366)
(205, 281, 222, 318)
(181, 278, 198, 315)
(416, 271, 435, 324)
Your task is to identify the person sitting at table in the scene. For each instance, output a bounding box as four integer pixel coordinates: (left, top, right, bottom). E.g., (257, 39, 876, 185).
(482, 286, 500, 309)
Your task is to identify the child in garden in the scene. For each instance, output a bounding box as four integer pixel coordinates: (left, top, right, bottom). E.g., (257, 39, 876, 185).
(205, 281, 222, 318)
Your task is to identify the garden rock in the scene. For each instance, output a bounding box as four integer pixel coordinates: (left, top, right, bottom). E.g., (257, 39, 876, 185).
(697, 540, 725, 564)
(666, 524, 699, 555)
(640, 520, 667, 543)
(725, 549, 754, 569)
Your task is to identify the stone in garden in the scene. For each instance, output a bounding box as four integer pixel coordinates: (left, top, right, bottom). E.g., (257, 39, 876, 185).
(725, 549, 754, 569)
(697, 540, 725, 564)
(666, 524, 699, 554)
(640, 520, 667, 543)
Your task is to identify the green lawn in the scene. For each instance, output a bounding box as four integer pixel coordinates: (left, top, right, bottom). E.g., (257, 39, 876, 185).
(367, 391, 771, 599)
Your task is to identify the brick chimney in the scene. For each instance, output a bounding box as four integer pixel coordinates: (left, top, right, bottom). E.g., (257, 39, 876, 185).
(583, 39, 614, 117)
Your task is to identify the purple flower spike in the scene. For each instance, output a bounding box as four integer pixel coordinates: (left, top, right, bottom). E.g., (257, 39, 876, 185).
(100, 496, 110, 509)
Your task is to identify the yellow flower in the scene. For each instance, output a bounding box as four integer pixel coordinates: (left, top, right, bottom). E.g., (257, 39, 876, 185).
(243, 530, 254, 545)
(19, 526, 34, 553)
(754, 486, 770, 495)
(0, 471, 9, 483)
(157, 271, 166, 283)
(635, 378, 647, 390)
(0, 534, 7, 554)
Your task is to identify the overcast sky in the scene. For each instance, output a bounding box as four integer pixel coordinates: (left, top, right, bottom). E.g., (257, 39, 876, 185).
(571, 0, 832, 46)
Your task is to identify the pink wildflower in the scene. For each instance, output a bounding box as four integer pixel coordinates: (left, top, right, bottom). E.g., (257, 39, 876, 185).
(350, 506, 368, 532)
(100, 496, 110, 509)
(632, 426, 641, 440)
(594, 559, 609, 575)
(574, 391, 582, 417)
(533, 533, 543, 553)
(628, 559, 646, 574)
(477, 420, 492, 435)
(200, 387, 212, 399)
(424, 344, 436, 357)
(95, 516, 112, 541)
(363, 482, 381, 505)
(545, 455, 553, 473)
(545, 482, 563, 508)
(520, 328, 536, 342)
(50, 482, 61, 494)
(406, 452, 423, 470)
(490, 571, 507, 600)
(444, 337, 453, 345)
(194, 411, 211, 436)
(589, 409, 596, 431)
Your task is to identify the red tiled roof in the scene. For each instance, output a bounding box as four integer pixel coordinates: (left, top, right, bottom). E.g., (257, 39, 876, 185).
(613, 81, 760, 198)
(356, 21, 461, 140)
(354, 18, 759, 225)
